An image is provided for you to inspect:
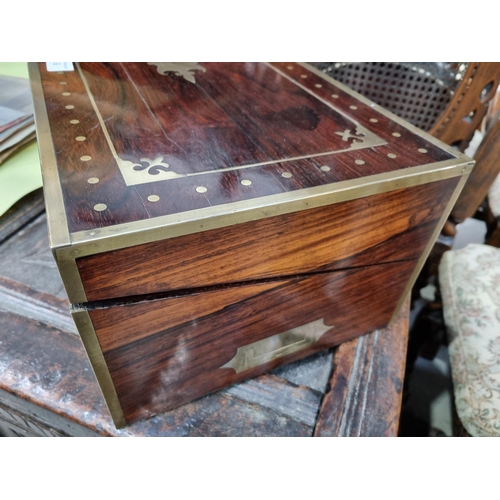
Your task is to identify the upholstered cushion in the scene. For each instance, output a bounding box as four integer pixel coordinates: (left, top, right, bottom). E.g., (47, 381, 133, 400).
(488, 174, 500, 218)
(439, 244, 500, 437)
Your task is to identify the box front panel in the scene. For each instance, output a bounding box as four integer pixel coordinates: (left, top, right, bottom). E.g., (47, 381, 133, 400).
(88, 259, 415, 424)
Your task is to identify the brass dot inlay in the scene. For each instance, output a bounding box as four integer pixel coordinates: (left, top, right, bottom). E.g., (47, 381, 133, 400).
(300, 74, 308, 79)
(281, 172, 292, 178)
(87, 177, 99, 184)
(80, 155, 92, 161)
(70, 119, 79, 124)
(94, 203, 107, 211)
(315, 84, 322, 88)
(418, 148, 428, 153)
(75, 136, 86, 141)
(387, 153, 397, 159)
(62, 92, 71, 96)
(355, 159, 365, 165)
(287, 66, 294, 70)
(320, 166, 331, 172)
(349, 105, 358, 110)
(392, 132, 401, 137)
(196, 186, 207, 193)
(148, 195, 160, 202)
(60, 81, 67, 85)
(65, 105, 74, 110)
(332, 94, 339, 98)
(241, 179, 252, 186)
(370, 118, 378, 123)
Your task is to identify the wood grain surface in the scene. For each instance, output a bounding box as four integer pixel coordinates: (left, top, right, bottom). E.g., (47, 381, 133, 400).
(34, 62, 457, 233)
(89, 259, 415, 423)
(77, 177, 458, 301)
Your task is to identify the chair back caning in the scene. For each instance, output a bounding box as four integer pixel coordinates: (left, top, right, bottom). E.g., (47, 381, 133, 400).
(311, 62, 500, 152)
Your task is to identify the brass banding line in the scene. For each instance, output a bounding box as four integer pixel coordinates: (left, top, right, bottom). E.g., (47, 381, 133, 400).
(63, 158, 473, 261)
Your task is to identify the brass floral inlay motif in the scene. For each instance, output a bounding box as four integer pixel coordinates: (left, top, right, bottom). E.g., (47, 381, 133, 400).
(148, 63, 206, 84)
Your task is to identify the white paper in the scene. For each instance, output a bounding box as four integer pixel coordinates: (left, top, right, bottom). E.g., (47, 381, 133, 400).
(46, 62, 74, 72)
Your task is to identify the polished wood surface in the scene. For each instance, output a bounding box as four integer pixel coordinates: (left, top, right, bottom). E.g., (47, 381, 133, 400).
(90, 260, 414, 423)
(78, 177, 458, 301)
(0, 200, 410, 435)
(35, 62, 456, 233)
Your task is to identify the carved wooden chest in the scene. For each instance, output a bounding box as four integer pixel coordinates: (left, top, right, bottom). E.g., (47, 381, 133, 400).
(29, 62, 473, 427)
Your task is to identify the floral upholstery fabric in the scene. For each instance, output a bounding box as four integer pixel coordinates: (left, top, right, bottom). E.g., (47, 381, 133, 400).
(488, 174, 500, 217)
(439, 244, 500, 436)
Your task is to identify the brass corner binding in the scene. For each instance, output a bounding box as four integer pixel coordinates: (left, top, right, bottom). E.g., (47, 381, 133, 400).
(390, 169, 472, 323)
(71, 309, 127, 429)
(27, 63, 71, 250)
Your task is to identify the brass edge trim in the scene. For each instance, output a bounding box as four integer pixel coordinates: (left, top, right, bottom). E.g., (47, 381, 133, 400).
(28, 63, 71, 249)
(299, 63, 473, 164)
(55, 257, 88, 304)
(390, 170, 471, 323)
(60, 159, 473, 260)
(71, 309, 127, 429)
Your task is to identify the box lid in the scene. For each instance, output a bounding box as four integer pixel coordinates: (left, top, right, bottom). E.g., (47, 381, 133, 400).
(30, 62, 473, 257)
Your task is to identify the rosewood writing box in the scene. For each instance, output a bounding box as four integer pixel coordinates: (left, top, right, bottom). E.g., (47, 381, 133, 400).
(29, 62, 473, 428)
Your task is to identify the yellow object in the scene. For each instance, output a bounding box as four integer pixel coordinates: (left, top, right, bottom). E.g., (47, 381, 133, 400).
(0, 62, 29, 79)
(0, 141, 42, 215)
(0, 62, 42, 216)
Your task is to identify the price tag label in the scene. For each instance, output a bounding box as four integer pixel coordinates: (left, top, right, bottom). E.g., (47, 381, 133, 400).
(46, 62, 74, 72)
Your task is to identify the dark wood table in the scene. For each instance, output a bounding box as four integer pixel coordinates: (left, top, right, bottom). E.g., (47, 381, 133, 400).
(0, 190, 408, 437)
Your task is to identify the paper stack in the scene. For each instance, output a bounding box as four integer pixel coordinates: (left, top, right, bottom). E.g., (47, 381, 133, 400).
(0, 74, 35, 164)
